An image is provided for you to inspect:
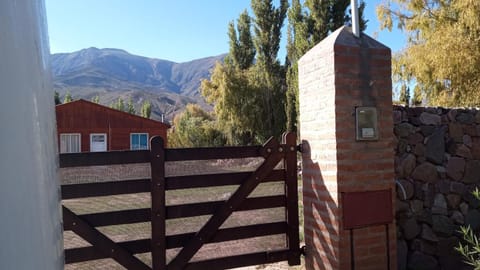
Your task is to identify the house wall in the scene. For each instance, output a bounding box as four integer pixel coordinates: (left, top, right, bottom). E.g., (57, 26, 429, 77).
(0, 1, 63, 269)
(56, 127, 167, 152)
(56, 100, 168, 151)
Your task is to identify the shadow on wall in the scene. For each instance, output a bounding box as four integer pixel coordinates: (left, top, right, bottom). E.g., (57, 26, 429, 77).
(301, 140, 345, 269)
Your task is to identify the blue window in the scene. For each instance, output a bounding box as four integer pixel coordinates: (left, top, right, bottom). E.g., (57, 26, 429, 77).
(130, 133, 148, 150)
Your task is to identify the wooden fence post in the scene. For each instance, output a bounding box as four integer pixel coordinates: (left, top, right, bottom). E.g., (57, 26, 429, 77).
(150, 136, 166, 270)
(283, 132, 301, 265)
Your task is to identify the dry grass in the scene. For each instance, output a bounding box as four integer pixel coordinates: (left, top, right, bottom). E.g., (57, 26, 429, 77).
(62, 158, 303, 269)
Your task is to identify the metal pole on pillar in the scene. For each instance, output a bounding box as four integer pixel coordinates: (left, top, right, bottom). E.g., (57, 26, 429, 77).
(351, 0, 360, 37)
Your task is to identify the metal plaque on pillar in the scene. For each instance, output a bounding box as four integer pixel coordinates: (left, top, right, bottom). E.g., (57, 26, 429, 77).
(355, 107, 378, 141)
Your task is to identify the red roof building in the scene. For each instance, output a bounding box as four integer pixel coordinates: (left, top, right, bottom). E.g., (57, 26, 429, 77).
(56, 99, 169, 153)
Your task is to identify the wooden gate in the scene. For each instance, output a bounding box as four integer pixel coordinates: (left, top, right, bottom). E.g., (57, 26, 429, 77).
(60, 132, 301, 269)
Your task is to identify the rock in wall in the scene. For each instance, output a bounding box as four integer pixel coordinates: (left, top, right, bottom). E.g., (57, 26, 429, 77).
(394, 106, 480, 270)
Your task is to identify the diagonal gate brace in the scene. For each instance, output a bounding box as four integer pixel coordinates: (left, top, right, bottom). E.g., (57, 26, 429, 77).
(63, 206, 151, 270)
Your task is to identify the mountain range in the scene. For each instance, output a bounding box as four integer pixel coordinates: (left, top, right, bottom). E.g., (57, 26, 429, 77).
(51, 47, 225, 121)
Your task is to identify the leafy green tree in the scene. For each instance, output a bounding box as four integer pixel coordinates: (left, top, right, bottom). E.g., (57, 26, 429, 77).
(202, 62, 261, 145)
(377, 0, 480, 106)
(251, 0, 288, 71)
(127, 98, 136, 114)
(250, 0, 288, 140)
(63, 91, 73, 103)
(285, 0, 367, 132)
(202, 0, 289, 145)
(228, 10, 255, 70)
(141, 100, 152, 118)
(168, 104, 225, 147)
(91, 95, 100, 104)
(54, 91, 61, 105)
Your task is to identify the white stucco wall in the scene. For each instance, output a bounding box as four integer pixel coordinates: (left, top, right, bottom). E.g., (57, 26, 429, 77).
(0, 1, 63, 269)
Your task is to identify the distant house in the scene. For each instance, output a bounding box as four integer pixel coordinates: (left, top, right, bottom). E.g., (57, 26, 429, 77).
(56, 99, 169, 153)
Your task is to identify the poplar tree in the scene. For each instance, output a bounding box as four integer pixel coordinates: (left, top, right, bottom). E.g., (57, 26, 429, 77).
(251, 0, 288, 141)
(127, 98, 136, 114)
(228, 10, 255, 70)
(202, 0, 288, 145)
(63, 91, 73, 103)
(111, 98, 125, 112)
(251, 0, 288, 71)
(203, 7, 258, 144)
(141, 100, 152, 119)
(285, 0, 367, 132)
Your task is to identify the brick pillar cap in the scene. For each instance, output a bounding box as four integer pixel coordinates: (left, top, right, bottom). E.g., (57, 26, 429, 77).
(299, 26, 390, 64)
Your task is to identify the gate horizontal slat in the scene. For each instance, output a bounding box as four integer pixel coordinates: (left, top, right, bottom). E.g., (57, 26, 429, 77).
(60, 150, 150, 167)
(165, 170, 284, 190)
(63, 208, 151, 229)
(167, 195, 286, 219)
(65, 239, 151, 264)
(183, 249, 292, 270)
(65, 222, 288, 263)
(165, 146, 261, 161)
(167, 221, 287, 248)
(61, 179, 150, 199)
(63, 195, 286, 229)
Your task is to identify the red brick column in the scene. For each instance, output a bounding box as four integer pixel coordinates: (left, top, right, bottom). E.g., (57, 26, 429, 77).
(298, 26, 396, 270)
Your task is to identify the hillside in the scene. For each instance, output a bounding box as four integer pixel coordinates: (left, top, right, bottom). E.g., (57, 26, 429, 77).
(51, 47, 225, 121)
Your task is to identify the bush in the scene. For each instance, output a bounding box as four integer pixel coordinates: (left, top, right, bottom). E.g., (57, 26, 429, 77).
(456, 188, 480, 268)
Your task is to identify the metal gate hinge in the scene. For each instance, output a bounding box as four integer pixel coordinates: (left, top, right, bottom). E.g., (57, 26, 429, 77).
(300, 245, 307, 256)
(296, 143, 304, 153)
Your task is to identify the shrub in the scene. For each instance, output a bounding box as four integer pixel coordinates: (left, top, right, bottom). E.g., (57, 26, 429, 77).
(456, 188, 480, 268)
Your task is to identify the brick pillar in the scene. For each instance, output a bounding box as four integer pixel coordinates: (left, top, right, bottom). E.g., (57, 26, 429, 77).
(298, 26, 396, 270)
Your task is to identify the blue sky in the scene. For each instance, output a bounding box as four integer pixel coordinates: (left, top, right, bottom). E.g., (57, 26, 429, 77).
(45, 0, 405, 63)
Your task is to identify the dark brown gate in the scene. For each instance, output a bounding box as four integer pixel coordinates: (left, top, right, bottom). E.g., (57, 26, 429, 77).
(60, 132, 300, 269)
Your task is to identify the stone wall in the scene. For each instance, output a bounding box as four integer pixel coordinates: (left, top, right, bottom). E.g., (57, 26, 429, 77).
(394, 106, 480, 270)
